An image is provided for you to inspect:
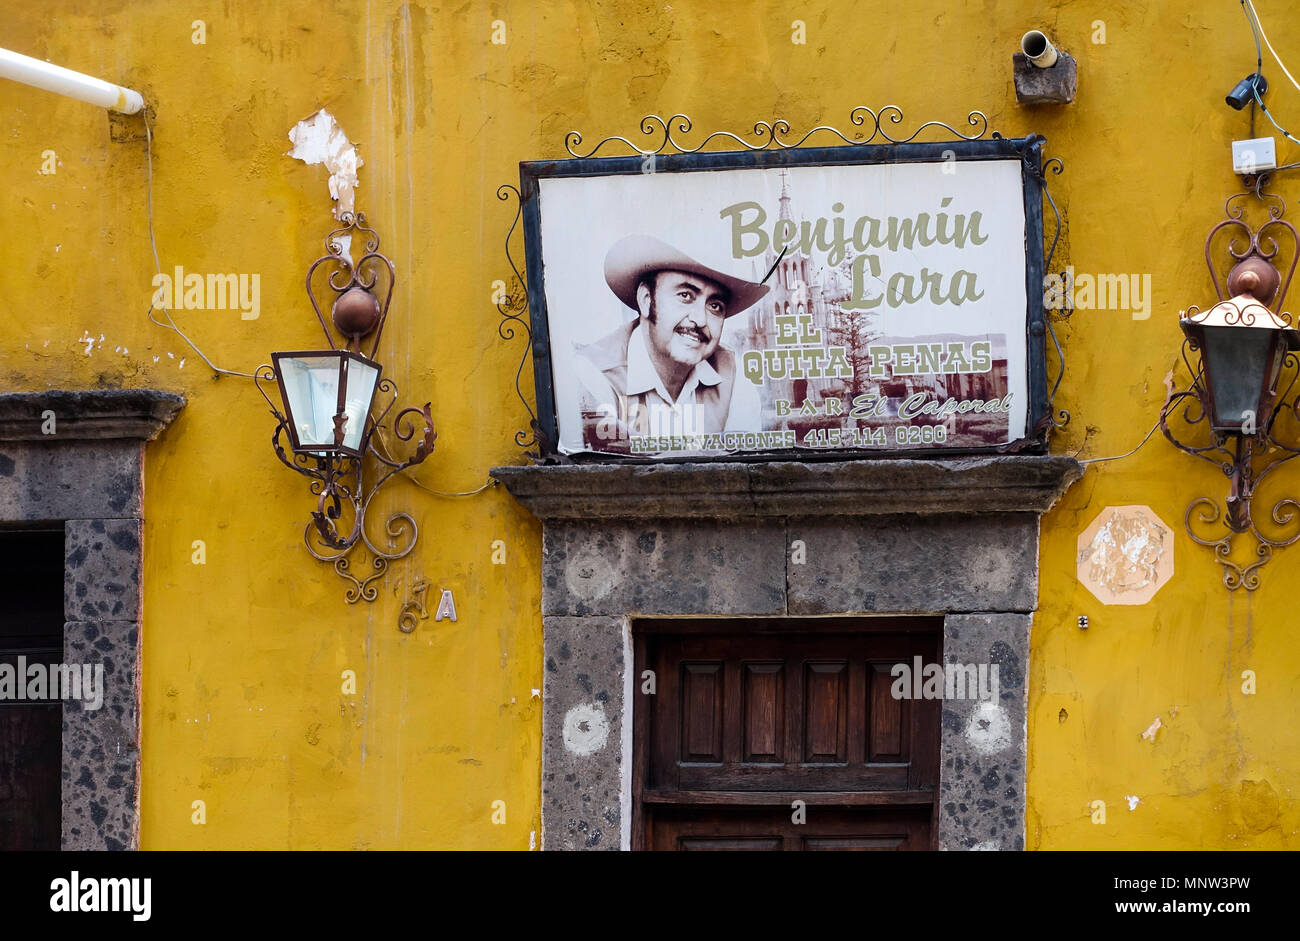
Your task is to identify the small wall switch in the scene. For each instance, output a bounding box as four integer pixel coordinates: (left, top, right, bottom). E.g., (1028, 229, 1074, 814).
(1233, 137, 1277, 174)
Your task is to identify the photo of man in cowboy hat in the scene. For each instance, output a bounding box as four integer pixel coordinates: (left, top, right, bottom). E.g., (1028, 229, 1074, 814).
(574, 234, 770, 452)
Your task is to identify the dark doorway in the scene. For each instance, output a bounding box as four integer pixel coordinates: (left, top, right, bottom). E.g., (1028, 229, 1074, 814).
(633, 618, 941, 851)
(0, 529, 65, 851)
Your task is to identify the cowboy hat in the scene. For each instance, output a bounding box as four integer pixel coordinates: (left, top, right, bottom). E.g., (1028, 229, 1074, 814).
(604, 234, 770, 318)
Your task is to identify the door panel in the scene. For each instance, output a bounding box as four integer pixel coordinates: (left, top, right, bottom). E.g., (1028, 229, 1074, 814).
(0, 530, 66, 852)
(680, 661, 724, 762)
(0, 694, 61, 851)
(741, 662, 782, 762)
(649, 804, 932, 852)
(803, 661, 848, 762)
(868, 661, 906, 759)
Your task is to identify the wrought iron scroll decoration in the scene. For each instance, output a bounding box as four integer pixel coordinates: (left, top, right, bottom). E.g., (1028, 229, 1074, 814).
(256, 212, 438, 605)
(562, 108, 991, 157)
(497, 184, 545, 457)
(500, 109, 1069, 458)
(1160, 189, 1300, 591)
(997, 133, 1070, 433)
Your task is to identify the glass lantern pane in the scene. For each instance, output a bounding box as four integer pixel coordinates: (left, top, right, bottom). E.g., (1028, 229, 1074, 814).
(340, 358, 380, 452)
(278, 354, 344, 449)
(1202, 327, 1275, 429)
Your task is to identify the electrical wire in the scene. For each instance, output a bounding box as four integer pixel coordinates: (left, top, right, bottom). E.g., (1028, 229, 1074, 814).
(1242, 0, 1263, 73)
(1076, 417, 1162, 466)
(371, 424, 498, 497)
(128, 6, 1300, 490)
(143, 111, 496, 499)
(141, 109, 258, 378)
(405, 476, 499, 498)
(1248, 0, 1300, 95)
(1241, 0, 1300, 147)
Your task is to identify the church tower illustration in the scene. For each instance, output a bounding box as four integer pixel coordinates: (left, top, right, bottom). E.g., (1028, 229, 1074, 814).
(737, 169, 855, 410)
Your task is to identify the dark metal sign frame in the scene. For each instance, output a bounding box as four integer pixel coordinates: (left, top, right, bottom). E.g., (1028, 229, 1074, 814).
(517, 135, 1049, 463)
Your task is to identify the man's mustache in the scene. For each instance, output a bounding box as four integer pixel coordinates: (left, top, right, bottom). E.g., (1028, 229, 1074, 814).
(675, 322, 710, 342)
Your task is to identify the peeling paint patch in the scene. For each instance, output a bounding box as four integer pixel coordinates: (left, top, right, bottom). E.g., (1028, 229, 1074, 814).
(564, 548, 617, 602)
(1126, 795, 1142, 810)
(286, 109, 363, 222)
(963, 700, 1011, 755)
(79, 331, 106, 355)
(1239, 779, 1280, 832)
(1141, 716, 1162, 741)
(1077, 505, 1174, 605)
(562, 702, 609, 756)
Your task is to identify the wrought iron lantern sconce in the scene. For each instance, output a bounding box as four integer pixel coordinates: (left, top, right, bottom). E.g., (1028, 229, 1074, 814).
(256, 212, 436, 602)
(1161, 192, 1300, 590)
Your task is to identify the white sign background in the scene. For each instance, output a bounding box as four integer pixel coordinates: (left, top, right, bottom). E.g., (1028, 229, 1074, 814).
(535, 158, 1029, 455)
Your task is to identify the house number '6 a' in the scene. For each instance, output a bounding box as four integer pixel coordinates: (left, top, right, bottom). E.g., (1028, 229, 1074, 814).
(397, 581, 458, 633)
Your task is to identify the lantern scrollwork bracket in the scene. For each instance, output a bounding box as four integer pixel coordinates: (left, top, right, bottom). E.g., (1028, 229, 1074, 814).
(257, 212, 437, 604)
(1161, 191, 1300, 590)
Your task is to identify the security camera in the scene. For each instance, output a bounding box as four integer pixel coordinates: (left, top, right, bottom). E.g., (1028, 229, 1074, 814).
(1226, 73, 1268, 110)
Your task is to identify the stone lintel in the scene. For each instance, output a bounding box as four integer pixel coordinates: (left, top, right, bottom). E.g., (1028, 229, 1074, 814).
(492, 456, 1082, 521)
(0, 389, 186, 442)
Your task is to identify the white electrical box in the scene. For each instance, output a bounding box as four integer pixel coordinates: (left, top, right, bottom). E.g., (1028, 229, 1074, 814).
(1232, 137, 1277, 174)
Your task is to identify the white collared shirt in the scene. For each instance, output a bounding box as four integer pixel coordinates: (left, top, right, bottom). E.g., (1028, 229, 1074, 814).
(620, 324, 760, 437)
(573, 322, 763, 445)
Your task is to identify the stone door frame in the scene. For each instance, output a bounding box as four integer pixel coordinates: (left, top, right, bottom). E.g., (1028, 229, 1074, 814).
(493, 455, 1080, 850)
(0, 390, 184, 850)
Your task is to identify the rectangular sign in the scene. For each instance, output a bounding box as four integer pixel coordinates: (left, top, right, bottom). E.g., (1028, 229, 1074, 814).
(520, 140, 1045, 459)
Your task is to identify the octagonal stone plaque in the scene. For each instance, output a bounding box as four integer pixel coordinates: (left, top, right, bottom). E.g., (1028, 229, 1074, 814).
(1077, 505, 1174, 605)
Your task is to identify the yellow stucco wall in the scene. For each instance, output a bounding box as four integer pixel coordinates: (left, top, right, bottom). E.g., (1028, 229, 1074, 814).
(0, 0, 1296, 848)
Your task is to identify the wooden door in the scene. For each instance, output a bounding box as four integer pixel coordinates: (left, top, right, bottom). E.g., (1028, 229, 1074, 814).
(634, 619, 941, 851)
(0, 530, 65, 851)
